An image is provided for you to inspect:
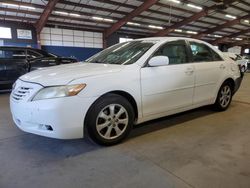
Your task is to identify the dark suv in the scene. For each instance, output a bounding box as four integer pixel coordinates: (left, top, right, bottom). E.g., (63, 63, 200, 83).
(0, 47, 77, 90)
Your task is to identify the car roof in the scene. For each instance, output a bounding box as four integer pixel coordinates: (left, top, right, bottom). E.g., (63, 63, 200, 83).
(134, 37, 222, 54)
(134, 37, 208, 43)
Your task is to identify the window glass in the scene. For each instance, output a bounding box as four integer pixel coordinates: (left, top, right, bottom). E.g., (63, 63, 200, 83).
(0, 27, 12, 39)
(212, 50, 223, 61)
(0, 50, 4, 58)
(27, 50, 42, 59)
(153, 40, 188, 64)
(0, 50, 26, 59)
(190, 42, 214, 62)
(190, 42, 223, 62)
(86, 41, 155, 65)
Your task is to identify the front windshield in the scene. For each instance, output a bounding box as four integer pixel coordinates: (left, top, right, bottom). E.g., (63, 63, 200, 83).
(86, 40, 155, 65)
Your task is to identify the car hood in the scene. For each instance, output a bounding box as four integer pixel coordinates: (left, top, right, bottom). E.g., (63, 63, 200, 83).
(20, 63, 124, 86)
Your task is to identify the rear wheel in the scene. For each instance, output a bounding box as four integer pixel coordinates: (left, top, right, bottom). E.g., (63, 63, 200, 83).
(214, 82, 233, 111)
(85, 94, 134, 145)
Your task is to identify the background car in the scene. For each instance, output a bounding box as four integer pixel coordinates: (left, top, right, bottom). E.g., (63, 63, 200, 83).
(0, 47, 77, 90)
(243, 55, 250, 71)
(223, 52, 248, 72)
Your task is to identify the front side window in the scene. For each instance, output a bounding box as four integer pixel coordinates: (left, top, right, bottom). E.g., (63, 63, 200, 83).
(86, 41, 155, 65)
(190, 42, 222, 62)
(152, 40, 188, 65)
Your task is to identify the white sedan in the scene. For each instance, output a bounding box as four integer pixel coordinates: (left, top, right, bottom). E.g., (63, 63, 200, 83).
(10, 37, 242, 145)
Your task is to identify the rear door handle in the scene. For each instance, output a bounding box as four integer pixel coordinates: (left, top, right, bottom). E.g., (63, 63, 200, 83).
(220, 64, 226, 69)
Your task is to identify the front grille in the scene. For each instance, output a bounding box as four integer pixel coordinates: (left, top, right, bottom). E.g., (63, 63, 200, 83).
(12, 86, 33, 101)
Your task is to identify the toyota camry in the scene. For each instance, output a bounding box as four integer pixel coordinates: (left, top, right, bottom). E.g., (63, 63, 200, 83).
(10, 37, 242, 145)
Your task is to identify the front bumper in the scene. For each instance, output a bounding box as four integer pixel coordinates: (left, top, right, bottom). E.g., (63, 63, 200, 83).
(10, 81, 98, 139)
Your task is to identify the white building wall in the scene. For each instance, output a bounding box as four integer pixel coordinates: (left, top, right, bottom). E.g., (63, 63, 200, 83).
(40, 27, 103, 48)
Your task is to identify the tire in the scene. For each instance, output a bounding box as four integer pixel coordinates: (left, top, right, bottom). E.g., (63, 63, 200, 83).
(85, 93, 134, 146)
(213, 82, 233, 111)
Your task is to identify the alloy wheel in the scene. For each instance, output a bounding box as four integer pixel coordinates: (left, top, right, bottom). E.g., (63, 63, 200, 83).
(96, 104, 129, 140)
(219, 85, 232, 108)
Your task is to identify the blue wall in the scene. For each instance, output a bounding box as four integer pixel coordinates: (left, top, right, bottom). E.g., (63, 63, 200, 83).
(41, 45, 102, 61)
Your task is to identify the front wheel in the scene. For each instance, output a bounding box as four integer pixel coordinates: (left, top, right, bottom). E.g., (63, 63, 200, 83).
(213, 82, 233, 111)
(85, 94, 134, 145)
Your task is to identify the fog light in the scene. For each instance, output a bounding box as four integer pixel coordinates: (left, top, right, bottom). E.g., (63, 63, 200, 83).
(45, 125, 53, 131)
(39, 124, 53, 131)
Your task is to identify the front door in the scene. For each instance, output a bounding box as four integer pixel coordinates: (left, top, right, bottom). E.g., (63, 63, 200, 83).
(141, 40, 195, 117)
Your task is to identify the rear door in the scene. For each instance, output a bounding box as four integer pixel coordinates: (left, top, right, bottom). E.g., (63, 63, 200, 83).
(4, 49, 28, 83)
(187, 41, 226, 104)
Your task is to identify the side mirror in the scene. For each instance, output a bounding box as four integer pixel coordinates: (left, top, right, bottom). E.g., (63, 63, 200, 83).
(148, 56, 169, 67)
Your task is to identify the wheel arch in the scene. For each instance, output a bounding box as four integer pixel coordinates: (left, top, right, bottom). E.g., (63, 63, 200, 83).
(213, 77, 236, 104)
(104, 90, 138, 121)
(223, 78, 235, 92)
(83, 90, 139, 139)
(84, 90, 139, 125)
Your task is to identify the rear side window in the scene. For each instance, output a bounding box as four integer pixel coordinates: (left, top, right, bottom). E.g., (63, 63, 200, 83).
(0, 49, 26, 60)
(190, 42, 223, 62)
(153, 40, 189, 65)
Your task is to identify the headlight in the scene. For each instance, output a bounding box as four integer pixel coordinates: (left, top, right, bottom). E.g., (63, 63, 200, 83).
(32, 84, 86, 101)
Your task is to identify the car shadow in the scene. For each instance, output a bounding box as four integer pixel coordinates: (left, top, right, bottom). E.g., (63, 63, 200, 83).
(15, 134, 101, 160)
(129, 106, 216, 139)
